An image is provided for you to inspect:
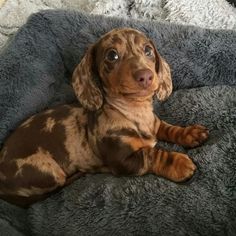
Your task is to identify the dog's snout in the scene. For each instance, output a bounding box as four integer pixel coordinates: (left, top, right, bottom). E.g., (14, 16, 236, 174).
(134, 69, 153, 89)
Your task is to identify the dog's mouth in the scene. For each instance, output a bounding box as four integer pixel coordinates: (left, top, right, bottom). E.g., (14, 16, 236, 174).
(121, 89, 155, 98)
(121, 84, 158, 98)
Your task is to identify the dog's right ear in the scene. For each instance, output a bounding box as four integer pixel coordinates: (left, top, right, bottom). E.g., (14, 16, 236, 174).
(72, 46, 103, 111)
(149, 40, 173, 101)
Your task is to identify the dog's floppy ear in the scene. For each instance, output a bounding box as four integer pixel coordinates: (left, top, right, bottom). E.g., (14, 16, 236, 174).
(150, 41, 173, 101)
(72, 45, 103, 111)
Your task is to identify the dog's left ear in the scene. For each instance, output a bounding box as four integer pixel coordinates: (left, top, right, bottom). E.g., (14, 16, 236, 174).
(150, 41, 173, 101)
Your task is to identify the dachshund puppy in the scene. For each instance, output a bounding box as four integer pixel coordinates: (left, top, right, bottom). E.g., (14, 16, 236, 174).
(0, 28, 209, 206)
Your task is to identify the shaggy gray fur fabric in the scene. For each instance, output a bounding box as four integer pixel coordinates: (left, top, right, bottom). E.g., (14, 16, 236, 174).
(0, 10, 235, 235)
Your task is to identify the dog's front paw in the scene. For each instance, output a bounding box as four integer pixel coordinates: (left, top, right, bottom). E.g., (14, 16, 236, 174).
(169, 153, 196, 182)
(154, 151, 196, 182)
(181, 125, 209, 148)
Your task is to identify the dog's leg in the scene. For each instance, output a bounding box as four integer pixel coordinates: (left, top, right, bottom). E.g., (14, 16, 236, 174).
(157, 121, 209, 148)
(137, 148, 197, 182)
(98, 136, 196, 182)
(0, 152, 66, 198)
(105, 147, 196, 182)
(149, 148, 196, 182)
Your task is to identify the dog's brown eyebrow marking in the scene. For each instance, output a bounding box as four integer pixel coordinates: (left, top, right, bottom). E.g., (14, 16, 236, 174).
(111, 34, 123, 45)
(134, 35, 142, 44)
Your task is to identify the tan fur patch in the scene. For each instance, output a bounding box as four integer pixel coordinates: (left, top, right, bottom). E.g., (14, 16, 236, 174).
(20, 116, 35, 128)
(15, 147, 66, 186)
(16, 186, 57, 197)
(42, 117, 56, 133)
(44, 109, 54, 115)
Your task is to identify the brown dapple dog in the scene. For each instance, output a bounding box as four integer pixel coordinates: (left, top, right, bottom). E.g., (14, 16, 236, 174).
(0, 28, 209, 207)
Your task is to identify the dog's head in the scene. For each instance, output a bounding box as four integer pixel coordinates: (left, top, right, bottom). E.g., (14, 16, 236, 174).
(72, 28, 172, 110)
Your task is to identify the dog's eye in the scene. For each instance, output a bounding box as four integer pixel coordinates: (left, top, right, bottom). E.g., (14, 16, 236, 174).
(144, 45, 154, 57)
(106, 49, 119, 62)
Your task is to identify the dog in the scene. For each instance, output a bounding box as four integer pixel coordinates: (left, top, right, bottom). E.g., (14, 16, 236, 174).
(0, 28, 209, 207)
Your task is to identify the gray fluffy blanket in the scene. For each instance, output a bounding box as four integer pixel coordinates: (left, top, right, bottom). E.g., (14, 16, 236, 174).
(0, 10, 236, 236)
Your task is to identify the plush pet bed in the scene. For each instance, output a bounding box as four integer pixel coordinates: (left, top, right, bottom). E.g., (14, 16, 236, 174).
(0, 10, 235, 235)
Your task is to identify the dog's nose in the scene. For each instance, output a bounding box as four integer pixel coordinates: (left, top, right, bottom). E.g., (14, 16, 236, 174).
(134, 69, 153, 89)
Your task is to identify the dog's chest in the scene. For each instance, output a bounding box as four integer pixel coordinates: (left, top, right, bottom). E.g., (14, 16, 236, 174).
(61, 111, 103, 174)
